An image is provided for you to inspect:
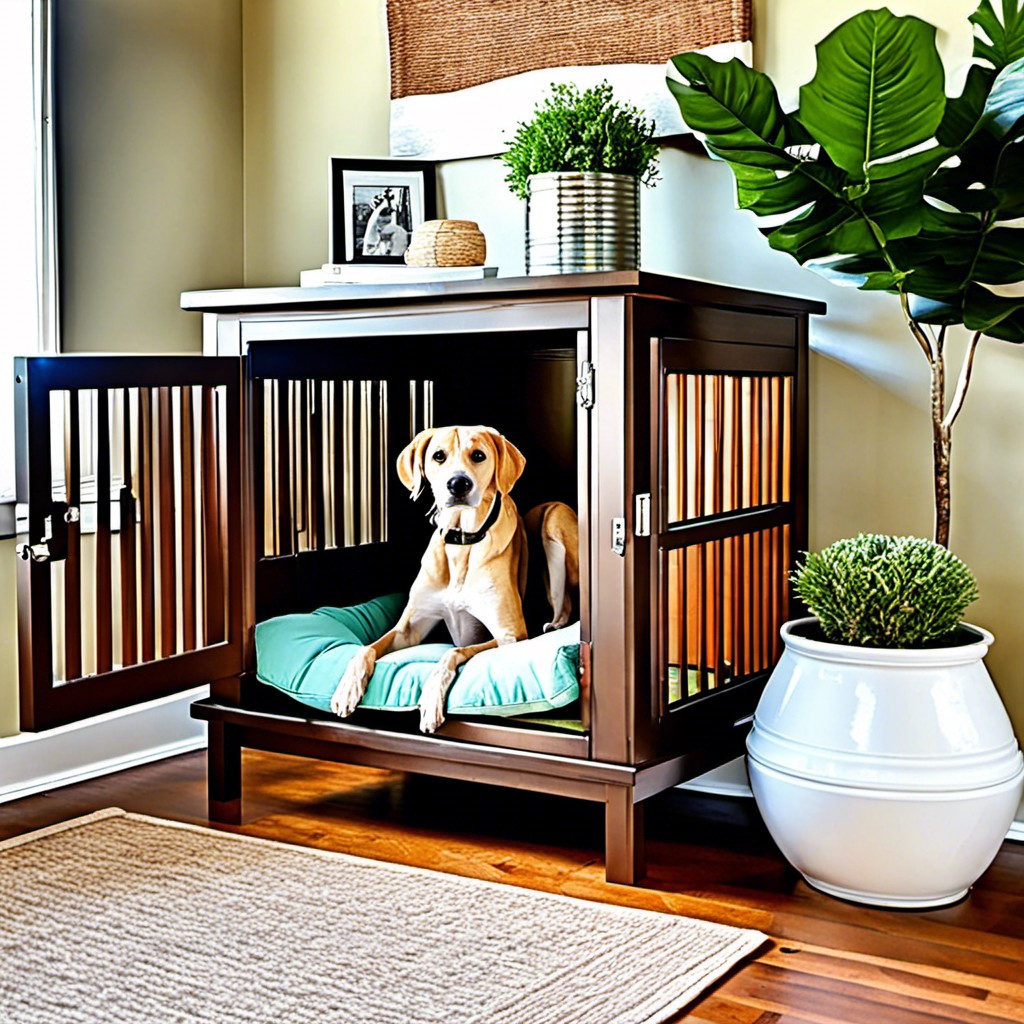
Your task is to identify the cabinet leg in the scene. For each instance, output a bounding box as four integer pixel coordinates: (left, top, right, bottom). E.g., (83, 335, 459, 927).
(207, 722, 242, 825)
(604, 785, 645, 884)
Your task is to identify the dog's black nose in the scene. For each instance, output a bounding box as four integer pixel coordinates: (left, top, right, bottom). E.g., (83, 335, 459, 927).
(447, 473, 473, 497)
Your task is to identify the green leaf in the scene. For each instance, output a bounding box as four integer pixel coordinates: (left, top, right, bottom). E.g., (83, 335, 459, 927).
(964, 286, 1024, 340)
(667, 55, 797, 169)
(767, 201, 854, 262)
(797, 10, 946, 178)
(970, 0, 1024, 70)
(937, 64, 997, 147)
(732, 162, 844, 215)
(972, 228, 1024, 283)
(977, 56, 1024, 137)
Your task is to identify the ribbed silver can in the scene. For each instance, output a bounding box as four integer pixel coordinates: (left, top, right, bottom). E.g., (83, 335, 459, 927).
(526, 172, 639, 275)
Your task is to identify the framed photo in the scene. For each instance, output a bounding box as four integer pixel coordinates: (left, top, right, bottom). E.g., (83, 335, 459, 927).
(330, 157, 437, 264)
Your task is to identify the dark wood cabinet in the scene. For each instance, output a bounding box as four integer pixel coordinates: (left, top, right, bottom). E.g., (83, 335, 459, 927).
(15, 271, 823, 882)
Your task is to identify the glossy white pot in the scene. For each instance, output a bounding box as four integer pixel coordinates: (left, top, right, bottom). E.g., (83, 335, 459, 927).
(747, 618, 1024, 908)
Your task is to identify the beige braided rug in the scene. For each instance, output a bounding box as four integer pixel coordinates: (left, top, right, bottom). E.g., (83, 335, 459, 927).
(0, 809, 765, 1024)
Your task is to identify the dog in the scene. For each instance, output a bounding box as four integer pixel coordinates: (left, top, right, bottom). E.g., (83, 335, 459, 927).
(524, 502, 579, 633)
(329, 424, 576, 733)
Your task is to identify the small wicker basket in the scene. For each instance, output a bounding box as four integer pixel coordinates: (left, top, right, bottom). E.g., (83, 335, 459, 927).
(405, 219, 487, 267)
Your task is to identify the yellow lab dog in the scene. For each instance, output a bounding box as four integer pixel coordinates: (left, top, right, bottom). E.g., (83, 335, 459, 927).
(331, 424, 575, 733)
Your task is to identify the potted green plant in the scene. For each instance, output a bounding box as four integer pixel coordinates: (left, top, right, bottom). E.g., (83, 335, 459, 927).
(500, 81, 659, 275)
(747, 535, 1023, 908)
(666, 0, 1024, 547)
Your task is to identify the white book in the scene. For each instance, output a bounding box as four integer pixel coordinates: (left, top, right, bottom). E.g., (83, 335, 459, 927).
(300, 264, 498, 287)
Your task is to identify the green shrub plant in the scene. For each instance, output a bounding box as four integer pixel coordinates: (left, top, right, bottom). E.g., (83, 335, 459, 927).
(501, 81, 659, 200)
(793, 534, 979, 647)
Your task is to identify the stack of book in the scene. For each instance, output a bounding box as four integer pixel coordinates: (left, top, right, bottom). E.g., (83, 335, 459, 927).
(300, 264, 499, 287)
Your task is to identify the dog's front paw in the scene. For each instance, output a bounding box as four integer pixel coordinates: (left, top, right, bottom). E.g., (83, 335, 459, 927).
(330, 647, 376, 717)
(418, 663, 457, 734)
(542, 618, 568, 633)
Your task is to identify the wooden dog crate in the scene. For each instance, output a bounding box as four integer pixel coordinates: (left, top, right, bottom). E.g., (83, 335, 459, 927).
(14, 271, 823, 883)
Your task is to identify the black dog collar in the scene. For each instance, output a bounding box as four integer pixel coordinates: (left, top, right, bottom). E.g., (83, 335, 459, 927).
(443, 493, 503, 545)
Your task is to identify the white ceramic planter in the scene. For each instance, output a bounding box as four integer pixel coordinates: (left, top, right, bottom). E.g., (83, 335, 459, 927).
(747, 617, 1024, 908)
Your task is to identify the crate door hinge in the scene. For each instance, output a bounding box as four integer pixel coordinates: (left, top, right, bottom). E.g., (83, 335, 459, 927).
(576, 360, 595, 409)
(634, 493, 651, 537)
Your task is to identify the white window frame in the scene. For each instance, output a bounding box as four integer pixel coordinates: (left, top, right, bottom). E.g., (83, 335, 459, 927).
(2, 0, 58, 512)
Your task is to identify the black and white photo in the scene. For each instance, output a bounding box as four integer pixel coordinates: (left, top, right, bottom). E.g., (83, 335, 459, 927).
(330, 158, 436, 264)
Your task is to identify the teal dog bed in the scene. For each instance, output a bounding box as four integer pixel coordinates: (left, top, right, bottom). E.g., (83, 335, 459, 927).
(255, 593, 580, 717)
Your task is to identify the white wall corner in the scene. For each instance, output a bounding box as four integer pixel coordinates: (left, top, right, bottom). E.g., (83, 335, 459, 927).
(1008, 800, 1024, 843)
(0, 686, 209, 804)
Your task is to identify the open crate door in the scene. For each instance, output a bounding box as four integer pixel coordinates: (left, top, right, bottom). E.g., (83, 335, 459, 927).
(14, 356, 245, 731)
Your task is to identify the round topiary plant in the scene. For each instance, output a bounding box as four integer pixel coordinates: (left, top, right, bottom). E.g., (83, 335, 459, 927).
(500, 81, 660, 200)
(793, 534, 979, 648)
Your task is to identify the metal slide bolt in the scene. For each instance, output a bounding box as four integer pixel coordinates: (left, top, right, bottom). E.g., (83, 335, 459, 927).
(16, 542, 51, 563)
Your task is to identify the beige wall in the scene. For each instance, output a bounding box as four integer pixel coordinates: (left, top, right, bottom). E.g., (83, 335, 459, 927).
(55, 0, 244, 353)
(241, 0, 390, 285)
(5, 0, 1021, 745)
(239, 0, 1024, 741)
(0, 0, 244, 736)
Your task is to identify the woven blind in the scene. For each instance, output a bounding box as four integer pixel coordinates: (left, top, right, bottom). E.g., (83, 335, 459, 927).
(387, 0, 751, 100)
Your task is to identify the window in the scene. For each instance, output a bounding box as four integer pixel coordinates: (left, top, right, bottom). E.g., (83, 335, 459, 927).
(0, 0, 57, 502)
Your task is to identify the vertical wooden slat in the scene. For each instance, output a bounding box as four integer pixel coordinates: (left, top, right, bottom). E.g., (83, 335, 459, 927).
(94, 389, 113, 675)
(682, 547, 690, 696)
(295, 379, 308, 551)
(750, 378, 761, 508)
(765, 378, 773, 504)
(119, 389, 138, 667)
(260, 379, 274, 558)
(310, 379, 325, 551)
(332, 380, 346, 547)
(730, 380, 742, 678)
(138, 388, 156, 663)
(275, 380, 292, 556)
(322, 381, 334, 550)
(712, 380, 725, 682)
(63, 390, 82, 681)
(180, 386, 197, 652)
(202, 386, 225, 644)
(216, 388, 231, 638)
(679, 375, 687, 522)
(157, 387, 177, 657)
(665, 381, 679, 702)
(782, 376, 793, 502)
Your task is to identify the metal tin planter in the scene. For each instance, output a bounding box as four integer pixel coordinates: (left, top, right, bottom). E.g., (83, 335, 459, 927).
(526, 172, 639, 275)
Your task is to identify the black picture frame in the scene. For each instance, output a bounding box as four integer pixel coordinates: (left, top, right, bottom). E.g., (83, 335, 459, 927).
(329, 157, 437, 264)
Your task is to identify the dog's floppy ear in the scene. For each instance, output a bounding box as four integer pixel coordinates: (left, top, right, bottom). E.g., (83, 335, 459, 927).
(396, 428, 436, 499)
(487, 430, 526, 495)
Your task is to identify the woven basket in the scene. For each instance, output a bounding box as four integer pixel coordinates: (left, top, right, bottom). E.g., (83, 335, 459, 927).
(406, 220, 487, 267)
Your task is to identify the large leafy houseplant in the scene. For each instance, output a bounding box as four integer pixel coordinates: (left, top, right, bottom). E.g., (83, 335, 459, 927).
(667, 0, 1024, 546)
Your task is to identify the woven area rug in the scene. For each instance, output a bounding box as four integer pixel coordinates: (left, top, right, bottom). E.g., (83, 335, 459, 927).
(0, 809, 765, 1024)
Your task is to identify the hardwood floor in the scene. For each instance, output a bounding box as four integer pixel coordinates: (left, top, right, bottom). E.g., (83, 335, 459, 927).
(2, 750, 1023, 1023)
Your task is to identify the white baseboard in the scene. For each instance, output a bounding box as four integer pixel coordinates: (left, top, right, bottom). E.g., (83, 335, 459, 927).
(677, 756, 753, 798)
(680, 759, 1024, 844)
(0, 686, 209, 804)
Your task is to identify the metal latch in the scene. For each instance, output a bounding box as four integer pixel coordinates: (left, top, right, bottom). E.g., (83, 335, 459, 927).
(611, 517, 626, 556)
(635, 493, 651, 537)
(16, 542, 51, 563)
(576, 360, 595, 409)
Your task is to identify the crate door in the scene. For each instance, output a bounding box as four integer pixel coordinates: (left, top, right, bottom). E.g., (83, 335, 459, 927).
(640, 321, 805, 756)
(15, 356, 244, 731)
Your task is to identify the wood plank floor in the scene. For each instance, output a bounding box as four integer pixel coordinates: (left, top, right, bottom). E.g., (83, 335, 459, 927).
(2, 750, 1022, 1023)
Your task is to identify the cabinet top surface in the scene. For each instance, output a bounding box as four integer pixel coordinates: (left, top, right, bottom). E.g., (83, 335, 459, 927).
(181, 270, 826, 317)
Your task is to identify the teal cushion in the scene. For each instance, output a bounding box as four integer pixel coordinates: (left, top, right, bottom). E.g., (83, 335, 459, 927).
(255, 594, 580, 718)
